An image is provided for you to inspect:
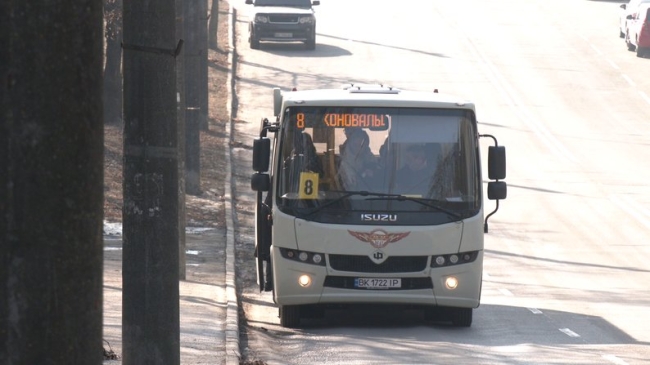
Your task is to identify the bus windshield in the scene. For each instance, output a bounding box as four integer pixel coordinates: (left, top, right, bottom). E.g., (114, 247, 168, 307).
(275, 106, 481, 225)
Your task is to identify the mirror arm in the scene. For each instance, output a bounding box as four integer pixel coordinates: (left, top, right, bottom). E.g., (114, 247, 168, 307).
(484, 199, 500, 233)
(479, 133, 498, 146)
(259, 118, 280, 138)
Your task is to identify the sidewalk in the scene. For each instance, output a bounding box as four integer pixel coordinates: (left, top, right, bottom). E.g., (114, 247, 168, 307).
(102, 228, 236, 365)
(102, 3, 240, 364)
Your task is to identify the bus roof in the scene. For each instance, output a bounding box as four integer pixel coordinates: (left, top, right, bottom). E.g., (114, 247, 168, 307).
(275, 85, 476, 114)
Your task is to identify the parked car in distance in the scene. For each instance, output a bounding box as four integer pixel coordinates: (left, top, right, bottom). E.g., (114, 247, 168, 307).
(626, 4, 650, 57)
(620, 0, 650, 38)
(245, 0, 320, 50)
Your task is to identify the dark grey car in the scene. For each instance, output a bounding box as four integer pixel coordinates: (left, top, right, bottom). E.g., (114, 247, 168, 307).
(245, 0, 320, 50)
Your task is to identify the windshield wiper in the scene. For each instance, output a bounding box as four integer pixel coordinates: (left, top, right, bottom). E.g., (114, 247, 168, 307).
(304, 190, 400, 216)
(365, 195, 461, 219)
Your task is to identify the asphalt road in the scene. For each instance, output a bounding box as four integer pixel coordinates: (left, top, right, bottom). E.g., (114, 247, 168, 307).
(229, 0, 650, 364)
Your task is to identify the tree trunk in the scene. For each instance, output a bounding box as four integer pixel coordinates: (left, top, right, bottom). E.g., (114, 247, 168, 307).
(122, 0, 181, 363)
(1, 0, 104, 363)
(103, 0, 124, 126)
(208, 0, 220, 50)
(176, 0, 187, 281)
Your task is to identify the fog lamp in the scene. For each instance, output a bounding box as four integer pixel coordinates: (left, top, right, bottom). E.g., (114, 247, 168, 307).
(445, 276, 458, 290)
(298, 274, 312, 287)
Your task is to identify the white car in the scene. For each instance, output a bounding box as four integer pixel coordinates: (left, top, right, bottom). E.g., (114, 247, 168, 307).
(626, 3, 650, 57)
(619, 0, 650, 38)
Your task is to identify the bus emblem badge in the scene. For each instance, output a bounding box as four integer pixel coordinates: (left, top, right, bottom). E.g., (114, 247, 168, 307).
(371, 250, 386, 264)
(348, 229, 410, 249)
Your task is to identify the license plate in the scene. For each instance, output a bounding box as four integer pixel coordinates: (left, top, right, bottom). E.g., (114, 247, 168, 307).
(275, 32, 292, 38)
(354, 278, 401, 289)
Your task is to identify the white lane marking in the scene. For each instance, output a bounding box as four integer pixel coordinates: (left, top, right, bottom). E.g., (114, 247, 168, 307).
(640, 91, 650, 105)
(610, 195, 650, 230)
(607, 59, 620, 70)
(559, 328, 581, 337)
(186, 250, 200, 255)
(498, 288, 514, 296)
(621, 74, 636, 87)
(590, 44, 603, 56)
(603, 354, 630, 365)
(104, 247, 122, 251)
(527, 308, 542, 314)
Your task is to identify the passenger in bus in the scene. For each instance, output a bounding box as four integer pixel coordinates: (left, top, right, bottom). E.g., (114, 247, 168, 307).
(394, 144, 438, 197)
(338, 128, 376, 190)
(289, 132, 323, 176)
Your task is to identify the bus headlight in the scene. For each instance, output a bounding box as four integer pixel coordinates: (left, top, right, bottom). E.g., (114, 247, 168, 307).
(298, 275, 312, 287)
(431, 251, 479, 268)
(445, 276, 459, 290)
(298, 252, 309, 262)
(279, 248, 326, 266)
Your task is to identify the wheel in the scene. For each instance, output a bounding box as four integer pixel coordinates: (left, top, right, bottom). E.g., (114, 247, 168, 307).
(280, 305, 302, 328)
(620, 29, 625, 38)
(305, 32, 316, 50)
(626, 33, 636, 51)
(451, 308, 473, 327)
(637, 46, 647, 58)
(250, 35, 260, 50)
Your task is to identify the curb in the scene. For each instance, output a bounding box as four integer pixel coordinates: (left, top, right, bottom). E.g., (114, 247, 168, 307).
(224, 3, 241, 365)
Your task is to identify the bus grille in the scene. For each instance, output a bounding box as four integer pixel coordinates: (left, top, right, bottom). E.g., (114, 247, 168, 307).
(328, 255, 428, 273)
(323, 276, 433, 290)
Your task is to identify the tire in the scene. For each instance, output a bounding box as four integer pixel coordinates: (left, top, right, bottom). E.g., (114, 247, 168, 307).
(637, 46, 647, 58)
(280, 305, 302, 328)
(250, 34, 260, 50)
(620, 29, 625, 38)
(451, 308, 473, 327)
(626, 34, 636, 51)
(305, 32, 316, 50)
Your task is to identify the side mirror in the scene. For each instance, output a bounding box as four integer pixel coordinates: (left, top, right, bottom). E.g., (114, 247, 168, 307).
(487, 145, 506, 180)
(313, 0, 321, 5)
(253, 138, 271, 172)
(245, 0, 253, 4)
(487, 181, 507, 200)
(251, 173, 270, 192)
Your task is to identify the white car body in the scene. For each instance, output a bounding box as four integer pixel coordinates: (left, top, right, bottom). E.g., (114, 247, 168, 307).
(620, 0, 650, 38)
(626, 4, 650, 57)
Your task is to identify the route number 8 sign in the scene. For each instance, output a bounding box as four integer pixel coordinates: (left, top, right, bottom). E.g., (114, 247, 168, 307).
(298, 172, 319, 199)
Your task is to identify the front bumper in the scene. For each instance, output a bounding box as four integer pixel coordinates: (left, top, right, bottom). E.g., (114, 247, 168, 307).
(272, 248, 483, 308)
(252, 22, 314, 42)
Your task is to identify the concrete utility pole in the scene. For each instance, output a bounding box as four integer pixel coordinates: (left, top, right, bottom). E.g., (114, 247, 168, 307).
(122, 0, 181, 363)
(1, 0, 104, 363)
